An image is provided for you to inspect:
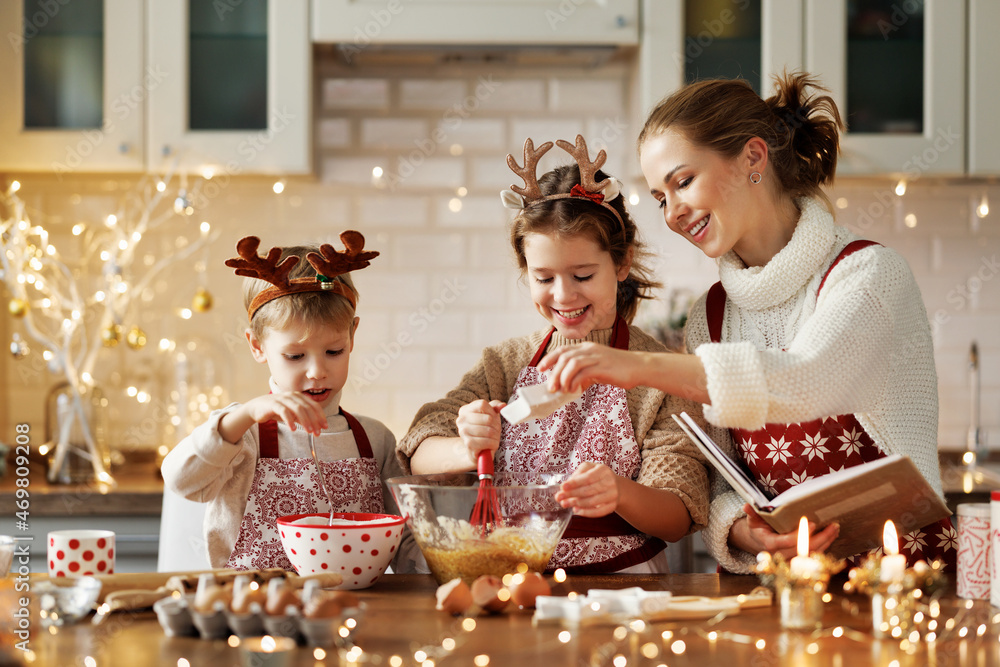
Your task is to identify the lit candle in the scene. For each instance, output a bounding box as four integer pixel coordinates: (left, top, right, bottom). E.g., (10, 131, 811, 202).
(789, 516, 821, 578)
(880, 520, 907, 583)
(238, 635, 296, 667)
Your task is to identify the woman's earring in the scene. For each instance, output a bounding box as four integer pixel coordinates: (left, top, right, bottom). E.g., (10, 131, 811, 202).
(749, 172, 762, 184)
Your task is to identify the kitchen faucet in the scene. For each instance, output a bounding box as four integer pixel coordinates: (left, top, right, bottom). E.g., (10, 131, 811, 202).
(968, 341, 985, 466)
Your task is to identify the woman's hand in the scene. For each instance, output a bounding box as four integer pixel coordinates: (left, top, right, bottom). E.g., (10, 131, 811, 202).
(729, 503, 840, 559)
(456, 399, 505, 462)
(538, 343, 646, 394)
(555, 461, 620, 517)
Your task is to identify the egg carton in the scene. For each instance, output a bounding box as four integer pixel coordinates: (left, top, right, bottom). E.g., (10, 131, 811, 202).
(153, 594, 364, 647)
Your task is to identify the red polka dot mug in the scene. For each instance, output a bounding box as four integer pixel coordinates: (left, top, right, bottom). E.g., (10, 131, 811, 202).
(47, 530, 115, 577)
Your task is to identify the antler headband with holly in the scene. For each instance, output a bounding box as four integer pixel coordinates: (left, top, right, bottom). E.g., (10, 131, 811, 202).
(500, 134, 625, 230)
(225, 230, 379, 320)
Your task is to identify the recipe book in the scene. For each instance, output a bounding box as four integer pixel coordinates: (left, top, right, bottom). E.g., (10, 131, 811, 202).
(672, 412, 952, 559)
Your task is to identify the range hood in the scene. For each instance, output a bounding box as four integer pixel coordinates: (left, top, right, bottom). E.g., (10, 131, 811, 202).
(316, 43, 636, 69)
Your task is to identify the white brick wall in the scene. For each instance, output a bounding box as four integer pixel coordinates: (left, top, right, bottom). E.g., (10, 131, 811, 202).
(3, 56, 999, 462)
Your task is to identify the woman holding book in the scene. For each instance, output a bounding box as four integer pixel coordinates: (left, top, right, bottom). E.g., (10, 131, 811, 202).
(538, 72, 955, 573)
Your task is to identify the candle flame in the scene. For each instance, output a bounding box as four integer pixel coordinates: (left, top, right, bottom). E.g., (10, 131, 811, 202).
(883, 520, 899, 556)
(797, 516, 809, 558)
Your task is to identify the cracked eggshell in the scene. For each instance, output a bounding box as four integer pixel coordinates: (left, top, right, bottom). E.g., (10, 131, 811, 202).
(436, 578, 473, 615)
(471, 575, 508, 613)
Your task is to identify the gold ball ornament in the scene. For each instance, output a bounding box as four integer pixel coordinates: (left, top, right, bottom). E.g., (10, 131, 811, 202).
(126, 325, 147, 350)
(101, 323, 123, 347)
(8, 298, 28, 318)
(192, 287, 213, 313)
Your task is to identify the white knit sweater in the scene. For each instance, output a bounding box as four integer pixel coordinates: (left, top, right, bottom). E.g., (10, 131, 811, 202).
(685, 198, 942, 574)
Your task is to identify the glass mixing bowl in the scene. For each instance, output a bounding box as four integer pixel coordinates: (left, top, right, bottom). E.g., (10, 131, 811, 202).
(386, 472, 572, 584)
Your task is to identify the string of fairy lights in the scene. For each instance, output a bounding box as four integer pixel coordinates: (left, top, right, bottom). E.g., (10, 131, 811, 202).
(1, 172, 218, 482)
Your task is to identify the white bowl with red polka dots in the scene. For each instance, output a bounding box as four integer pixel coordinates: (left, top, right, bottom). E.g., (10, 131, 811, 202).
(276, 512, 405, 590)
(47, 529, 115, 577)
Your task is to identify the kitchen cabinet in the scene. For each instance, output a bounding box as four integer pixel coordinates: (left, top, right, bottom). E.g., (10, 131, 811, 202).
(0, 0, 310, 175)
(805, 0, 965, 176)
(968, 0, 1000, 175)
(638, 0, 803, 132)
(640, 0, 979, 177)
(148, 0, 311, 175)
(312, 0, 639, 45)
(0, 461, 164, 574)
(0, 0, 145, 172)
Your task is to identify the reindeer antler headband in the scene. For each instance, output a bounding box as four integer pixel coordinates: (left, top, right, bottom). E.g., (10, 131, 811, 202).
(500, 135, 625, 230)
(225, 231, 379, 320)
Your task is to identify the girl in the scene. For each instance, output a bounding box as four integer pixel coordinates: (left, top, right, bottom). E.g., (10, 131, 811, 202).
(398, 136, 710, 574)
(539, 74, 956, 573)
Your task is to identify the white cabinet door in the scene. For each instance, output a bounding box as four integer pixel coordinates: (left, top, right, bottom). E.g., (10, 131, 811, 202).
(313, 0, 639, 45)
(968, 0, 1000, 175)
(0, 0, 145, 172)
(805, 0, 965, 177)
(147, 0, 312, 175)
(637, 0, 800, 121)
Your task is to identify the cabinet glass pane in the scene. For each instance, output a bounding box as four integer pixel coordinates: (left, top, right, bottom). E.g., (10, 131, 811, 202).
(846, 0, 924, 133)
(188, 0, 267, 130)
(684, 0, 762, 93)
(23, 0, 103, 129)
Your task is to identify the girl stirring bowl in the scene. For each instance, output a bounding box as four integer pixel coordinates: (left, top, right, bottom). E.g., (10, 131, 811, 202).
(397, 136, 711, 574)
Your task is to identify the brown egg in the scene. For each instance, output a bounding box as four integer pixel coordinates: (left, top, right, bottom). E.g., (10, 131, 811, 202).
(305, 590, 362, 618)
(193, 584, 232, 614)
(265, 581, 302, 616)
(304, 591, 341, 619)
(230, 582, 267, 614)
(471, 575, 508, 614)
(332, 591, 361, 608)
(436, 578, 474, 615)
(509, 571, 551, 609)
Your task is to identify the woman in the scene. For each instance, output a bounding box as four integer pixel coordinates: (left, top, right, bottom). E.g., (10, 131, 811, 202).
(539, 73, 955, 573)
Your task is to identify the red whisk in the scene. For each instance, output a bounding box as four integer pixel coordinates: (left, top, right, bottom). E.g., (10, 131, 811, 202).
(470, 449, 502, 535)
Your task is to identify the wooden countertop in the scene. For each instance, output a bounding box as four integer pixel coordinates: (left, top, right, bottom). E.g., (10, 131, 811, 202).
(0, 460, 163, 517)
(18, 573, 1000, 666)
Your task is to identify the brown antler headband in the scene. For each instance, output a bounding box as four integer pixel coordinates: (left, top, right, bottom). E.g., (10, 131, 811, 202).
(226, 231, 379, 320)
(500, 134, 625, 230)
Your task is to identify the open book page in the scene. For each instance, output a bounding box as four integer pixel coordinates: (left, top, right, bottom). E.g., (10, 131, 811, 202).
(767, 455, 901, 507)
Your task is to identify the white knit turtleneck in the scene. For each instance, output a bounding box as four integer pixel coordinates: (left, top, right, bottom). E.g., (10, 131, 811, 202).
(685, 198, 942, 573)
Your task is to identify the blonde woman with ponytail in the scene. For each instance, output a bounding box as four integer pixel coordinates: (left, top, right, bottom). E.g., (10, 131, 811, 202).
(540, 73, 955, 573)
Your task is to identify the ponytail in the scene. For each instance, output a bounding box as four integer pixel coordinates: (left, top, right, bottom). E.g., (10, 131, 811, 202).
(639, 71, 845, 207)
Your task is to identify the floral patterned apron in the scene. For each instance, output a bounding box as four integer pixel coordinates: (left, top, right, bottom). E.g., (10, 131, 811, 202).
(497, 315, 667, 573)
(707, 239, 956, 569)
(226, 409, 384, 570)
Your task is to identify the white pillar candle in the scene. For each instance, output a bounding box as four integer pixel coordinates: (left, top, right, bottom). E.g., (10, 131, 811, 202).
(789, 516, 821, 578)
(880, 520, 907, 583)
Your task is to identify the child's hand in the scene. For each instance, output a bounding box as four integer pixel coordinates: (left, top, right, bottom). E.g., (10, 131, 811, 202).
(242, 392, 329, 436)
(456, 399, 505, 465)
(555, 461, 620, 517)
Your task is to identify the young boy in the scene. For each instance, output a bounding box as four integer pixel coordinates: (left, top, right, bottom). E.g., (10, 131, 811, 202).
(161, 232, 420, 572)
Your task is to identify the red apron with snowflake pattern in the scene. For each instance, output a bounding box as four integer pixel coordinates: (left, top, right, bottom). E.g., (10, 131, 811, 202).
(497, 315, 667, 574)
(706, 239, 956, 570)
(225, 409, 384, 570)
